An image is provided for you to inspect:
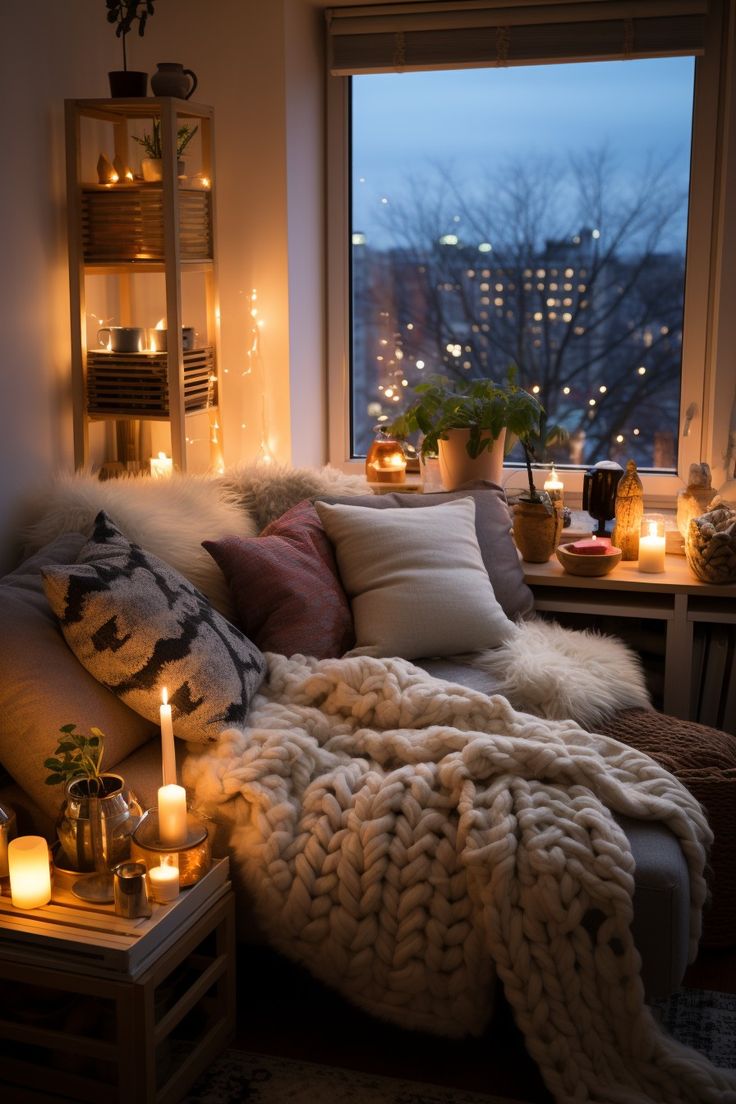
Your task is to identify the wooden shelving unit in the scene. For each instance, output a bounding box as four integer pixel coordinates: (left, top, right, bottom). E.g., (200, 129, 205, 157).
(65, 98, 223, 473)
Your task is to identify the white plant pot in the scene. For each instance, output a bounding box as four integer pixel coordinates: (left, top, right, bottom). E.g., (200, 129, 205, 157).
(437, 427, 506, 490)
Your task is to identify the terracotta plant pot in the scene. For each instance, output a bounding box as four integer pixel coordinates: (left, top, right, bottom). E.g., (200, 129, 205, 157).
(438, 427, 506, 490)
(513, 499, 563, 562)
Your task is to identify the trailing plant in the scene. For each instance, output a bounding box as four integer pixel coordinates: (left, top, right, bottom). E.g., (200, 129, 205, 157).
(44, 724, 106, 792)
(105, 0, 155, 72)
(387, 367, 545, 461)
(132, 119, 198, 159)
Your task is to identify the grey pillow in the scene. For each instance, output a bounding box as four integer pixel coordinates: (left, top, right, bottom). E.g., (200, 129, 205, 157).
(316, 481, 534, 622)
(0, 533, 157, 820)
(42, 512, 266, 744)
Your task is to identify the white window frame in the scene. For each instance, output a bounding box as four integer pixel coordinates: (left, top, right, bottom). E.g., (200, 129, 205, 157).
(326, 1, 732, 506)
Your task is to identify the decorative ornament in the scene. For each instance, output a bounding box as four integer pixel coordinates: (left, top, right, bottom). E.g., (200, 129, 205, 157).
(96, 153, 118, 185)
(611, 459, 644, 560)
(685, 503, 736, 583)
(676, 462, 714, 538)
(113, 154, 133, 182)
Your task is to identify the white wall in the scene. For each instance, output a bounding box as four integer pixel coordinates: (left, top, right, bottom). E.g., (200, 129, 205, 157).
(0, 0, 328, 571)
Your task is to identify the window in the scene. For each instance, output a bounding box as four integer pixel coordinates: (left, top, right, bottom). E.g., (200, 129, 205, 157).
(350, 59, 694, 472)
(326, 1, 729, 500)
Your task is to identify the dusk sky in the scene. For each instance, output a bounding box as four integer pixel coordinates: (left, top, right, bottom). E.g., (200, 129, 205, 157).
(352, 56, 696, 250)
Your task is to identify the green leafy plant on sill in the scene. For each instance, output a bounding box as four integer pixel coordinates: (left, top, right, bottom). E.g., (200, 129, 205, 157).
(44, 724, 106, 792)
(518, 412, 569, 511)
(132, 119, 198, 160)
(387, 366, 546, 462)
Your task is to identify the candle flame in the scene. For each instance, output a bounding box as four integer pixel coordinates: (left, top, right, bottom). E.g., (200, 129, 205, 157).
(647, 521, 657, 539)
(162, 687, 169, 706)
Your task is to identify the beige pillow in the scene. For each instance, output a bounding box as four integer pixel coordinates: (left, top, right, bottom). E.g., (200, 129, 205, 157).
(314, 497, 514, 659)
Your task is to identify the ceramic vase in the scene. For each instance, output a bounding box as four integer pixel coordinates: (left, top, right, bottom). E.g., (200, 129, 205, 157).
(151, 62, 198, 99)
(438, 428, 506, 490)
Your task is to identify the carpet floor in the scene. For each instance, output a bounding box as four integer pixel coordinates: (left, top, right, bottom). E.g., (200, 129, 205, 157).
(184, 988, 735, 1104)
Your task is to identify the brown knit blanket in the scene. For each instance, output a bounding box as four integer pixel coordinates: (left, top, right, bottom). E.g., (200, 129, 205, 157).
(599, 707, 736, 947)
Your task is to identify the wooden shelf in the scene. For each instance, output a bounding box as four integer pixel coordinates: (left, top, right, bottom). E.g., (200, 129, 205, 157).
(66, 97, 223, 473)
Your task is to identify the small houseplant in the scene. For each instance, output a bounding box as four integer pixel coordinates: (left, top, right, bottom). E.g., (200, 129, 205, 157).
(133, 120, 198, 181)
(105, 0, 155, 97)
(45, 725, 141, 873)
(388, 368, 545, 490)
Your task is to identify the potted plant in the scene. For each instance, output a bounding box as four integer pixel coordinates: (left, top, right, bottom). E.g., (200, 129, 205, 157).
(45, 724, 141, 874)
(512, 435, 564, 563)
(105, 0, 155, 98)
(132, 119, 198, 181)
(387, 367, 545, 491)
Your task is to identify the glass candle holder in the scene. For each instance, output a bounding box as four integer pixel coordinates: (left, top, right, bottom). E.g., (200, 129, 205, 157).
(130, 809, 211, 887)
(638, 514, 666, 573)
(365, 438, 407, 483)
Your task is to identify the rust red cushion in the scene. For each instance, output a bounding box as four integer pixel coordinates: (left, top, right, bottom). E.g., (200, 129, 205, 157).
(203, 500, 355, 659)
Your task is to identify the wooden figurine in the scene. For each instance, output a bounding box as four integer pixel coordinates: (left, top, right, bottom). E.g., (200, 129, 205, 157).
(676, 462, 714, 538)
(612, 459, 644, 559)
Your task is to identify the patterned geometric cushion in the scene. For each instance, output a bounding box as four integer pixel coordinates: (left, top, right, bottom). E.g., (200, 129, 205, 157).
(42, 512, 266, 744)
(203, 500, 355, 659)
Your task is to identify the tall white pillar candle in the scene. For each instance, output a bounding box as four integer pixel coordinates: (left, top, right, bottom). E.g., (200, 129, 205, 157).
(8, 836, 51, 909)
(158, 784, 188, 848)
(160, 687, 177, 786)
(638, 516, 666, 574)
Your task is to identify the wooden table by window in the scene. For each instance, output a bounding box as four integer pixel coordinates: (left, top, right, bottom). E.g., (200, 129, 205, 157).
(522, 555, 736, 734)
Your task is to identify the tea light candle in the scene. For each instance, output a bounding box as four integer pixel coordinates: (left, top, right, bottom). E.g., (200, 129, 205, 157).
(8, 836, 51, 909)
(150, 452, 173, 479)
(638, 515, 666, 573)
(543, 465, 564, 505)
(160, 687, 177, 786)
(158, 784, 188, 848)
(148, 857, 180, 903)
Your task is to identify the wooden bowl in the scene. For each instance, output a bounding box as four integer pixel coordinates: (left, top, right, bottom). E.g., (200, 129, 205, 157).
(555, 542, 622, 577)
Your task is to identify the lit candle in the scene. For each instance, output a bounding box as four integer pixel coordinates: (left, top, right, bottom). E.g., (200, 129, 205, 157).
(8, 836, 51, 910)
(543, 465, 564, 505)
(148, 856, 180, 903)
(158, 784, 188, 848)
(150, 452, 173, 479)
(638, 516, 666, 573)
(160, 687, 177, 786)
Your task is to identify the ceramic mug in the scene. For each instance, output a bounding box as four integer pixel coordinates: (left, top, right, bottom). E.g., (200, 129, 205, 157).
(146, 327, 196, 352)
(97, 326, 144, 354)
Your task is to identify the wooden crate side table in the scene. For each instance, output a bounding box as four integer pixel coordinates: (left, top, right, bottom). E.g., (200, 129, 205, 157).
(0, 860, 235, 1103)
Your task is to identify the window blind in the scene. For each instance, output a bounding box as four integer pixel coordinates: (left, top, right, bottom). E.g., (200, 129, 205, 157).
(326, 1, 708, 74)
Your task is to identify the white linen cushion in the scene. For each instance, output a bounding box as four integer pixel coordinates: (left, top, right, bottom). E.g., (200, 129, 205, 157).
(314, 497, 514, 659)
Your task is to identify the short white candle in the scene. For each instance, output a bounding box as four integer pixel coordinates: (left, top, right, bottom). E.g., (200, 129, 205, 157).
(8, 836, 51, 910)
(148, 859, 180, 903)
(158, 784, 188, 848)
(150, 452, 173, 479)
(160, 687, 177, 787)
(638, 520, 666, 573)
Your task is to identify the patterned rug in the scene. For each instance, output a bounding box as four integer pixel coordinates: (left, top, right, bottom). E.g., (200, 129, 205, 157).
(183, 989, 735, 1104)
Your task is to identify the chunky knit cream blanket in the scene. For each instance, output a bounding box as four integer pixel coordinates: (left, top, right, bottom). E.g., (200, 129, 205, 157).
(184, 652, 736, 1104)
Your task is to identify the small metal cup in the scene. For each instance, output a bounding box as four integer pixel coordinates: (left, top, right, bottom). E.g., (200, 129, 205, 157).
(113, 860, 151, 919)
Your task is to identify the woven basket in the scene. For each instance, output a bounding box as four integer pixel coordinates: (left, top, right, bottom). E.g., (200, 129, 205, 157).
(685, 507, 736, 584)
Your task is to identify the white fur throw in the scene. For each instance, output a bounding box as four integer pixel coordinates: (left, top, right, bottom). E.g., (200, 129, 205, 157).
(465, 617, 652, 729)
(17, 464, 368, 617)
(19, 471, 255, 617)
(218, 461, 369, 532)
(184, 652, 736, 1104)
